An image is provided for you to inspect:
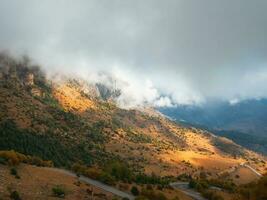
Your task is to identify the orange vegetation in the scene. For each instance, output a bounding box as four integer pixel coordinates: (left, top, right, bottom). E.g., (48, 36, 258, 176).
(53, 84, 96, 112)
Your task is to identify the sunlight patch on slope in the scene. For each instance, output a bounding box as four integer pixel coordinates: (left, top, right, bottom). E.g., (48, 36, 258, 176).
(53, 84, 96, 112)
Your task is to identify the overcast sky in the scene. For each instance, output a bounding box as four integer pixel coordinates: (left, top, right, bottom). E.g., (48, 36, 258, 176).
(1, 0, 267, 107)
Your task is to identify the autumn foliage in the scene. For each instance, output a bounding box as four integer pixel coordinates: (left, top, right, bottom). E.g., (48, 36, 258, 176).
(0, 150, 53, 167)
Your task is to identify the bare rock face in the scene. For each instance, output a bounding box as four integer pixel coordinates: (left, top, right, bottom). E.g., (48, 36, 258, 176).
(79, 81, 101, 99)
(96, 83, 121, 101)
(64, 79, 101, 99)
(25, 72, 34, 86)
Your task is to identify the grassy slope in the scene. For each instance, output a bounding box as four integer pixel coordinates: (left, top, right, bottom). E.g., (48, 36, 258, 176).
(0, 61, 266, 182)
(0, 163, 116, 200)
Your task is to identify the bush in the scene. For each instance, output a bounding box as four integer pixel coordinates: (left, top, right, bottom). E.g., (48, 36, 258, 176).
(0, 150, 21, 166)
(52, 186, 65, 198)
(189, 179, 209, 191)
(71, 163, 87, 175)
(85, 168, 102, 179)
(99, 172, 116, 185)
(131, 186, 139, 196)
(0, 150, 53, 167)
(208, 178, 236, 192)
(141, 188, 167, 200)
(10, 191, 21, 200)
(177, 173, 192, 181)
(105, 161, 132, 181)
(10, 167, 17, 176)
(0, 157, 6, 165)
(202, 190, 224, 200)
(134, 173, 169, 186)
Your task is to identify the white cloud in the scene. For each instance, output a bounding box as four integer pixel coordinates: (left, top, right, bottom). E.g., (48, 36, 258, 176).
(1, 0, 267, 107)
(154, 97, 173, 107)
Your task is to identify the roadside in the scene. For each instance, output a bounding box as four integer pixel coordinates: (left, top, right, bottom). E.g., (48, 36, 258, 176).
(47, 167, 135, 200)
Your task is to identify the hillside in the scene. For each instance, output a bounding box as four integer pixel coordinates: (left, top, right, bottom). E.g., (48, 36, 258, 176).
(0, 54, 267, 199)
(159, 100, 267, 155)
(0, 163, 116, 200)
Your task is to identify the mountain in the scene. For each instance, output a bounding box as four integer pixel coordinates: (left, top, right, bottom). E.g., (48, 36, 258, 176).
(159, 100, 267, 155)
(0, 53, 266, 199)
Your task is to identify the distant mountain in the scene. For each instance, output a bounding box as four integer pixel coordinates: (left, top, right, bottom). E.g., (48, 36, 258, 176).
(159, 99, 267, 154)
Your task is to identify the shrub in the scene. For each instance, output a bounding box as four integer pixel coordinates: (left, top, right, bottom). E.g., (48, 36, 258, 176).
(71, 163, 87, 175)
(99, 172, 115, 185)
(202, 190, 224, 200)
(15, 175, 20, 179)
(141, 188, 167, 200)
(131, 186, 139, 196)
(52, 186, 65, 198)
(10, 167, 17, 176)
(85, 168, 102, 179)
(0, 157, 6, 165)
(10, 191, 21, 200)
(105, 161, 132, 181)
(0, 150, 53, 167)
(189, 179, 209, 191)
(208, 178, 236, 192)
(0, 150, 21, 166)
(177, 173, 192, 181)
(134, 173, 169, 186)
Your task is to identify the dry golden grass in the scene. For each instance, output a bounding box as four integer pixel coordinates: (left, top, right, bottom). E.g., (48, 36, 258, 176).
(230, 166, 261, 185)
(0, 164, 115, 200)
(53, 84, 96, 112)
(117, 183, 193, 200)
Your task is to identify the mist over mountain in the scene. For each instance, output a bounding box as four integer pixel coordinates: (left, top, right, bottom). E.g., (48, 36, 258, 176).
(1, 0, 267, 108)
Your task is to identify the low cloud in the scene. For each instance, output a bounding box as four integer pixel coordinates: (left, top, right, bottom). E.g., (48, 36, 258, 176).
(1, 0, 267, 107)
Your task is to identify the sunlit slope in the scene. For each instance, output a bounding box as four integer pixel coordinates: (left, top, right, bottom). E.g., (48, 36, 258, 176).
(0, 58, 266, 182)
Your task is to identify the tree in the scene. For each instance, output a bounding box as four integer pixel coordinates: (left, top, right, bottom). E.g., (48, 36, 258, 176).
(131, 186, 139, 196)
(52, 186, 65, 198)
(10, 191, 21, 200)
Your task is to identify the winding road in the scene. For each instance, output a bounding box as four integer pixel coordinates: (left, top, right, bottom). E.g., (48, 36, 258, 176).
(170, 182, 207, 200)
(46, 163, 262, 200)
(170, 163, 263, 200)
(240, 163, 262, 177)
(46, 168, 135, 200)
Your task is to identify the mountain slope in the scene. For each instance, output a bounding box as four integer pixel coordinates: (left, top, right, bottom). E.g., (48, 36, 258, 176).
(0, 54, 266, 182)
(0, 163, 117, 200)
(159, 101, 267, 155)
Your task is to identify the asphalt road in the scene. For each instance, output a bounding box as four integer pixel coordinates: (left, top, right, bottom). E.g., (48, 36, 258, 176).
(240, 163, 262, 177)
(170, 181, 207, 200)
(46, 168, 135, 200)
